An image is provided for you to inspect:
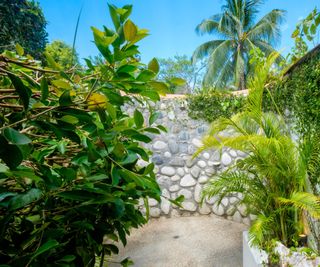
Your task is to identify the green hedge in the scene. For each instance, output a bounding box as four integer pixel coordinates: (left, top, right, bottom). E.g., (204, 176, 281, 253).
(187, 92, 246, 122)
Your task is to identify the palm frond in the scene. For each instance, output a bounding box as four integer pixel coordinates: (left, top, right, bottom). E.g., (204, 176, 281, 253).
(201, 170, 265, 205)
(299, 134, 320, 193)
(247, 9, 286, 46)
(195, 17, 232, 39)
(277, 192, 320, 219)
(205, 54, 235, 88)
(246, 51, 281, 114)
(192, 40, 225, 63)
(201, 40, 234, 86)
(249, 213, 277, 246)
(243, 0, 265, 29)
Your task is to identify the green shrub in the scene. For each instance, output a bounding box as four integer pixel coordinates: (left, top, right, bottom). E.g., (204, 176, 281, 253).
(0, 5, 172, 266)
(187, 92, 246, 122)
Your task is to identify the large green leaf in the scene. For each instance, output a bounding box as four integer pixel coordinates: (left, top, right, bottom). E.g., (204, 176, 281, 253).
(140, 90, 160, 101)
(123, 19, 137, 41)
(121, 152, 139, 165)
(59, 90, 73, 106)
(60, 115, 79, 124)
(8, 73, 31, 110)
(106, 103, 117, 120)
(31, 240, 59, 259)
(148, 58, 160, 74)
(143, 127, 160, 134)
(0, 192, 17, 202)
(3, 128, 31, 145)
(9, 188, 42, 210)
(108, 4, 120, 30)
(0, 136, 23, 169)
(117, 65, 137, 74)
(131, 133, 152, 143)
(137, 70, 155, 82)
(134, 109, 144, 128)
(59, 108, 93, 123)
(149, 112, 160, 125)
(91, 27, 117, 62)
(11, 168, 42, 183)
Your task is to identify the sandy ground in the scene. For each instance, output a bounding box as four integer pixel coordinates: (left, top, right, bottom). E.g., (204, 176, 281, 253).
(107, 215, 247, 267)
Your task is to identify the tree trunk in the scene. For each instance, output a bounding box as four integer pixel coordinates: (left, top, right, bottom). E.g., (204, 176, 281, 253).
(238, 70, 246, 90)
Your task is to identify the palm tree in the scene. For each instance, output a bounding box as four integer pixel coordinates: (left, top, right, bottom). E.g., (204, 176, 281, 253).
(196, 51, 320, 248)
(192, 0, 285, 90)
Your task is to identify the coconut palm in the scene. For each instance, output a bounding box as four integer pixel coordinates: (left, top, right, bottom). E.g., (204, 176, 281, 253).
(192, 0, 285, 90)
(196, 51, 320, 248)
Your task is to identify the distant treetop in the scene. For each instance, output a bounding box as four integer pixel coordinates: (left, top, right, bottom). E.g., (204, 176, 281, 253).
(45, 40, 80, 69)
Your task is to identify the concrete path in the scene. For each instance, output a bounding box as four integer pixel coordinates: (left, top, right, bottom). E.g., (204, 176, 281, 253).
(108, 215, 247, 267)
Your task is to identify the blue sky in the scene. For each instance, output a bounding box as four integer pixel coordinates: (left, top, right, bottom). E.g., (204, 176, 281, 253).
(38, 0, 319, 64)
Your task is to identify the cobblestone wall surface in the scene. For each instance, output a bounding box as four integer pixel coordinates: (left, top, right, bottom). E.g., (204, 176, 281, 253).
(126, 96, 252, 225)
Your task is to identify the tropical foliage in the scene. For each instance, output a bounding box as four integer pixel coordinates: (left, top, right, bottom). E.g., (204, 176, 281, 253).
(187, 91, 245, 122)
(0, 5, 174, 266)
(45, 40, 80, 69)
(196, 51, 320, 249)
(0, 0, 47, 59)
(192, 0, 285, 90)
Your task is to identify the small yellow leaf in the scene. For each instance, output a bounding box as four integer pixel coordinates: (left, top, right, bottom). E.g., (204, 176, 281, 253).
(74, 75, 81, 83)
(15, 43, 24, 56)
(52, 80, 72, 90)
(87, 93, 108, 110)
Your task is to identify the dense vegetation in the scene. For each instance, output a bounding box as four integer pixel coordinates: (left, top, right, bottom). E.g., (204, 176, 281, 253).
(0, 0, 47, 59)
(0, 5, 177, 266)
(267, 49, 320, 142)
(197, 52, 320, 251)
(1, 0, 320, 265)
(187, 92, 246, 122)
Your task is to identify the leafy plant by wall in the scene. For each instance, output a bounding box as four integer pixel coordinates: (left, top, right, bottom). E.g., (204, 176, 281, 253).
(187, 92, 246, 123)
(277, 51, 320, 135)
(196, 52, 320, 250)
(0, 0, 48, 59)
(0, 5, 172, 267)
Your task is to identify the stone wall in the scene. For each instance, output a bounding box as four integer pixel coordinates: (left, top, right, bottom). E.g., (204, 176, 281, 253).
(127, 96, 251, 225)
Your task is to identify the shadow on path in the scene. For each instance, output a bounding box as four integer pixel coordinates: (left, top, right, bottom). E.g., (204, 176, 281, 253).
(108, 215, 247, 267)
